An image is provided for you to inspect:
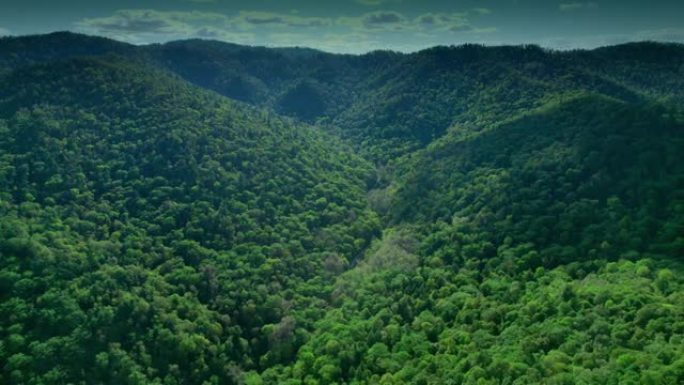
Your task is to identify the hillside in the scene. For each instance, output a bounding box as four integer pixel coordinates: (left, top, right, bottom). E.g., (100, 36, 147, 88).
(392, 94, 683, 259)
(270, 95, 684, 384)
(0, 56, 380, 384)
(0, 33, 683, 385)
(148, 39, 684, 161)
(3, 33, 683, 161)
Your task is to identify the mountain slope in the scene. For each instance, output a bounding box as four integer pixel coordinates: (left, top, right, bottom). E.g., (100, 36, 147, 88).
(269, 94, 684, 385)
(3, 33, 683, 161)
(0, 57, 380, 385)
(146, 41, 684, 161)
(392, 94, 683, 260)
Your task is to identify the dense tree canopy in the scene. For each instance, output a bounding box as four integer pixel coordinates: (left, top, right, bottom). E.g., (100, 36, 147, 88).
(0, 33, 683, 385)
(266, 95, 684, 384)
(0, 56, 381, 384)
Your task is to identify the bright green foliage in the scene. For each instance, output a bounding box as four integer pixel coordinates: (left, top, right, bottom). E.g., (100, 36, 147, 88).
(1, 33, 683, 385)
(271, 92, 684, 384)
(274, 257, 684, 385)
(0, 57, 380, 384)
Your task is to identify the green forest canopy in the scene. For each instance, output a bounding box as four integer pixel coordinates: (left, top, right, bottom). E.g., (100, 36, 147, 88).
(0, 32, 683, 385)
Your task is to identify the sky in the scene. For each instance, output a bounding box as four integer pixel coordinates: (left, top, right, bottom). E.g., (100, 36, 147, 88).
(0, 0, 683, 53)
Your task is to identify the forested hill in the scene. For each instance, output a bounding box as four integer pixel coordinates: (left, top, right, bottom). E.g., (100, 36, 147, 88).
(0, 55, 381, 384)
(2, 32, 683, 160)
(149, 40, 684, 160)
(1, 32, 684, 385)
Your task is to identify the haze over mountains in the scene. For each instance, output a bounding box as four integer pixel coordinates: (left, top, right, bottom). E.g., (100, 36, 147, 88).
(1, 32, 683, 385)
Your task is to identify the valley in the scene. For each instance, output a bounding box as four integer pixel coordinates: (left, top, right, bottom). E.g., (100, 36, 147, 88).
(0, 32, 683, 385)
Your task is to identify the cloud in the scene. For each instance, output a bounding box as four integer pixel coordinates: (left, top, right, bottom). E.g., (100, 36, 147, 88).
(414, 12, 475, 34)
(362, 11, 405, 29)
(76, 10, 254, 44)
(417, 14, 436, 26)
(74, 7, 496, 52)
(339, 10, 488, 34)
(78, 10, 188, 35)
(559, 2, 598, 11)
(235, 11, 332, 28)
(76, 9, 335, 45)
(94, 16, 172, 34)
(0, 27, 10, 36)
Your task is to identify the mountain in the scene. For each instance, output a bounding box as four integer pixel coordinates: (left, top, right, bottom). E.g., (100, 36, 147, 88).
(0, 33, 683, 385)
(274, 94, 684, 384)
(5, 33, 683, 161)
(0, 55, 380, 384)
(145, 39, 684, 161)
(2, 33, 684, 158)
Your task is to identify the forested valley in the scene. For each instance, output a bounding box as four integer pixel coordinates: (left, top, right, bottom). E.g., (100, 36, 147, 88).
(1, 32, 683, 385)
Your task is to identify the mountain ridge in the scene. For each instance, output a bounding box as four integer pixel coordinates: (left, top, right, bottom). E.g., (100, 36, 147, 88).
(3, 32, 683, 161)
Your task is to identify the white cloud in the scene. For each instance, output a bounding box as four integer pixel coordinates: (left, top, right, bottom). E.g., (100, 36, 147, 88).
(0, 27, 10, 36)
